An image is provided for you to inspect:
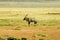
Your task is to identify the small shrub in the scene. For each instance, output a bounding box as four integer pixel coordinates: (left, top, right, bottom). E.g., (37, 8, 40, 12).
(37, 34, 46, 37)
(21, 38, 27, 40)
(33, 35, 36, 37)
(17, 39, 20, 40)
(43, 24, 46, 26)
(39, 38, 44, 40)
(7, 37, 17, 40)
(15, 26, 21, 30)
(37, 34, 41, 36)
(41, 34, 46, 37)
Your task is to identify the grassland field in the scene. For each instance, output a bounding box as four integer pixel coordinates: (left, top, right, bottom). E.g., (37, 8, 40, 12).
(0, 8, 60, 40)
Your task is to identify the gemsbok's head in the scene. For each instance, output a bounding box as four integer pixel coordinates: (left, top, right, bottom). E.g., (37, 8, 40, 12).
(23, 14, 28, 20)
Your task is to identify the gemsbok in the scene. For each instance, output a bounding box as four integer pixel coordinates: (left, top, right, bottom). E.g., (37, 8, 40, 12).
(23, 14, 37, 26)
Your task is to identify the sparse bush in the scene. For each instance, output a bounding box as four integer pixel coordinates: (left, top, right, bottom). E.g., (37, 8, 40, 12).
(41, 34, 46, 37)
(39, 38, 44, 40)
(7, 37, 17, 40)
(21, 38, 27, 40)
(37, 34, 46, 40)
(17, 39, 20, 40)
(37, 34, 46, 37)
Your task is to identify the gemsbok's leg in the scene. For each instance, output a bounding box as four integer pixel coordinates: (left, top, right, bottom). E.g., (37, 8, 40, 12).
(28, 21, 30, 27)
(34, 21, 37, 26)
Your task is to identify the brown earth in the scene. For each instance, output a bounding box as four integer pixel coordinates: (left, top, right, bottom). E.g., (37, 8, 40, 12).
(0, 25, 60, 40)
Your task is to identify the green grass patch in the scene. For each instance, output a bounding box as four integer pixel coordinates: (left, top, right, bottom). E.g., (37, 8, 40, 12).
(0, 11, 60, 27)
(0, 19, 60, 27)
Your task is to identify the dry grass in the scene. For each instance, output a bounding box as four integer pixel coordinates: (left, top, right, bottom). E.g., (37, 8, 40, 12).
(0, 25, 60, 40)
(0, 8, 60, 40)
